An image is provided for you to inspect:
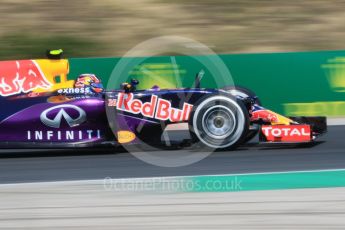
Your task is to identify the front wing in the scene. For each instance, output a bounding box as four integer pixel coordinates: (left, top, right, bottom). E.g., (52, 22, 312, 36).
(259, 116, 327, 143)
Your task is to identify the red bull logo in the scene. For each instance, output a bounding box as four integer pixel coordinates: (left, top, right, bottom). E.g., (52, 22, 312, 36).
(108, 93, 193, 122)
(0, 60, 52, 97)
(251, 108, 294, 125)
(251, 109, 278, 122)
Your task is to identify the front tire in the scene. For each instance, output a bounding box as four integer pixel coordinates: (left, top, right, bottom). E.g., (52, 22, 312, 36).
(222, 85, 261, 143)
(189, 95, 249, 150)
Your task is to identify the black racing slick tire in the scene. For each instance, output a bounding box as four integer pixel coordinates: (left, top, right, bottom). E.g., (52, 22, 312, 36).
(222, 85, 262, 105)
(222, 85, 261, 143)
(189, 94, 250, 150)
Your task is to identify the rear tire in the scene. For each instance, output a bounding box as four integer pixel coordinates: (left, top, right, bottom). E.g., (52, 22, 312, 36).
(189, 94, 249, 150)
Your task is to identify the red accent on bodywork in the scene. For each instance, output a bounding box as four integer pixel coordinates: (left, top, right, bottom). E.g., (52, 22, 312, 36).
(261, 125, 312, 142)
(251, 110, 278, 123)
(0, 60, 51, 96)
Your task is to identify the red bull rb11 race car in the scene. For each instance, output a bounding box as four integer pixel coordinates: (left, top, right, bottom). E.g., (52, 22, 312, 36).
(0, 51, 327, 150)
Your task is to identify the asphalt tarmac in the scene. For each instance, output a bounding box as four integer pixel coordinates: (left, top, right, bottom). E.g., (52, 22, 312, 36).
(0, 126, 343, 184)
(2, 182, 344, 229)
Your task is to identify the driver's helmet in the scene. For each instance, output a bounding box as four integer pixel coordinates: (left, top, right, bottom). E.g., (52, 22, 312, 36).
(75, 74, 103, 93)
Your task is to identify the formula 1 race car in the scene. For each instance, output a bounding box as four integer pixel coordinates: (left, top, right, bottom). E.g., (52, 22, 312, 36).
(0, 52, 327, 150)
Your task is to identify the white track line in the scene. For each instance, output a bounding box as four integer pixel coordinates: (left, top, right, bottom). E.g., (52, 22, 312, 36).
(327, 118, 345, 126)
(1, 168, 345, 187)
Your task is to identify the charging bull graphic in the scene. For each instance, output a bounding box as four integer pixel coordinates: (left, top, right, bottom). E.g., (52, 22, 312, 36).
(0, 58, 72, 97)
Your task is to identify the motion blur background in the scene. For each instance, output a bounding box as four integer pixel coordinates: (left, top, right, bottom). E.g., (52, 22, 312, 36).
(1, 0, 345, 59)
(2, 2, 345, 229)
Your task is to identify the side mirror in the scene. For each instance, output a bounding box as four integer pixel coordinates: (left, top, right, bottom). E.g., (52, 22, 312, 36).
(121, 79, 140, 93)
(194, 69, 205, 88)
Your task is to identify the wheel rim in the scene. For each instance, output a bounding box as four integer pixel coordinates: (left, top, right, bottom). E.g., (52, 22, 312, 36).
(202, 106, 236, 139)
(192, 96, 247, 149)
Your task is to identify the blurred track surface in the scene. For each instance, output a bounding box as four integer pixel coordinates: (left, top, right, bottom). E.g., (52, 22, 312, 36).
(0, 126, 343, 184)
(1, 182, 345, 229)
